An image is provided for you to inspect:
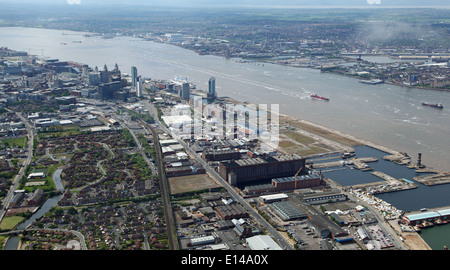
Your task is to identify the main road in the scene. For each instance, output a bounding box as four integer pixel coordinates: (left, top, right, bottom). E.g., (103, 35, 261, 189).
(140, 94, 294, 250)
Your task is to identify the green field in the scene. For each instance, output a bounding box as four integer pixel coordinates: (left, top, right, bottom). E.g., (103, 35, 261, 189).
(0, 216, 25, 231)
(0, 136, 27, 148)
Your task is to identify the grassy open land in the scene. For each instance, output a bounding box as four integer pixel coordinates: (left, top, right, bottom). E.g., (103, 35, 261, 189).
(0, 216, 25, 231)
(281, 115, 361, 148)
(0, 136, 27, 148)
(278, 131, 329, 156)
(284, 130, 316, 145)
(168, 174, 220, 195)
(38, 125, 83, 138)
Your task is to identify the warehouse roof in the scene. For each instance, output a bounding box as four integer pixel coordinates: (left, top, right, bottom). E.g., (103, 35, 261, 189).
(272, 201, 307, 220)
(260, 193, 288, 201)
(223, 154, 304, 168)
(405, 207, 450, 222)
(404, 212, 440, 221)
(437, 208, 450, 216)
(272, 173, 320, 183)
(245, 235, 282, 250)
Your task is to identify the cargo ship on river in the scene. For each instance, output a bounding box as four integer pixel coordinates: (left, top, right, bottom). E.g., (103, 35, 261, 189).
(422, 102, 444, 109)
(310, 93, 329, 101)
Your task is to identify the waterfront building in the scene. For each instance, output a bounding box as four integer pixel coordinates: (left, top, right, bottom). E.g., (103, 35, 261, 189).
(181, 82, 190, 100)
(131, 66, 138, 88)
(136, 76, 143, 97)
(99, 65, 110, 83)
(208, 77, 216, 102)
(164, 33, 185, 43)
(402, 208, 450, 226)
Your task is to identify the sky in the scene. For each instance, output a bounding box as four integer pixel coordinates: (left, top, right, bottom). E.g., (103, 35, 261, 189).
(2, 0, 450, 7)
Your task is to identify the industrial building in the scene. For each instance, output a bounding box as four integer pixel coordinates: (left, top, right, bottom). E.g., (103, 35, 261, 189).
(260, 193, 288, 204)
(190, 235, 216, 246)
(218, 154, 306, 186)
(233, 223, 253, 239)
(308, 214, 352, 241)
(245, 235, 282, 250)
(27, 188, 44, 206)
(202, 148, 241, 162)
(215, 204, 249, 220)
(9, 192, 25, 207)
(160, 139, 179, 146)
(303, 193, 348, 205)
(272, 201, 308, 221)
(244, 184, 277, 195)
(161, 115, 192, 129)
(271, 173, 322, 190)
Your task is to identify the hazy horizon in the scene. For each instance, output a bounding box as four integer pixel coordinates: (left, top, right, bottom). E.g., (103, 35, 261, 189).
(1, 0, 449, 8)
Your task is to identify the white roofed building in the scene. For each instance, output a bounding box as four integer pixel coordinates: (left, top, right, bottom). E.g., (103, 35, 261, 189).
(245, 235, 282, 250)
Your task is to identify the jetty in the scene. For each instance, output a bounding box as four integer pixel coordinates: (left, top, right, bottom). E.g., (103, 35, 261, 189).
(382, 152, 411, 165)
(313, 157, 378, 170)
(353, 157, 377, 171)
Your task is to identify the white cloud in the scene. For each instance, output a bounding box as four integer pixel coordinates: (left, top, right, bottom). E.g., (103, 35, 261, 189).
(367, 0, 381, 4)
(67, 0, 81, 4)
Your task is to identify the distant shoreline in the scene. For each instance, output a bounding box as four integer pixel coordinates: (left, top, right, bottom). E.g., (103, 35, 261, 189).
(159, 41, 450, 93)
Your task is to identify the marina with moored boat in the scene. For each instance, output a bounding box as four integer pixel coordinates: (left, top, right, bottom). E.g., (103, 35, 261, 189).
(402, 207, 450, 231)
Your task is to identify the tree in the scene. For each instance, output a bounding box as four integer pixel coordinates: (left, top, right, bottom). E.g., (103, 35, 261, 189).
(67, 207, 78, 215)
